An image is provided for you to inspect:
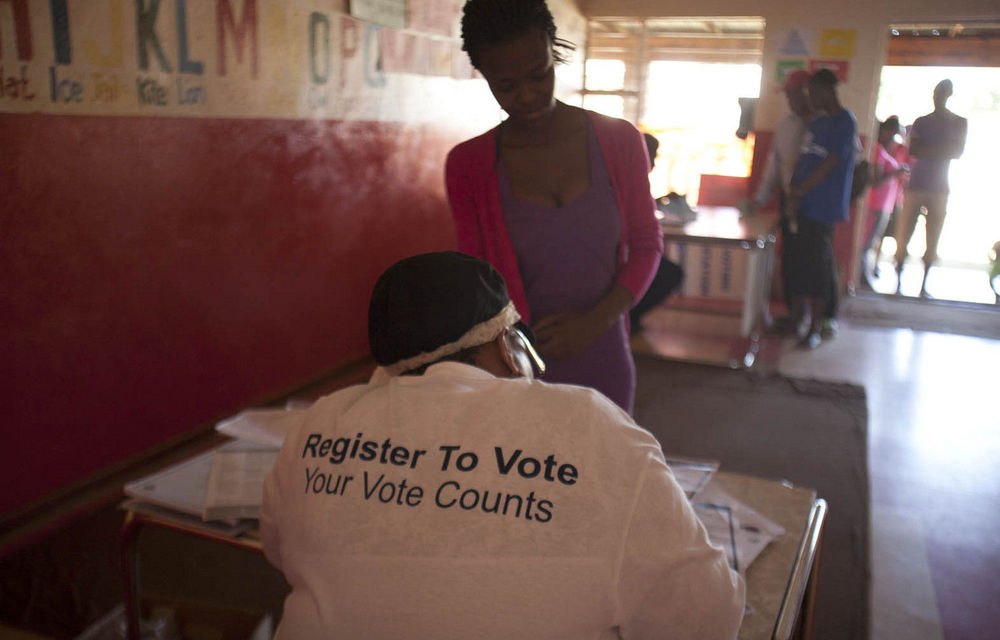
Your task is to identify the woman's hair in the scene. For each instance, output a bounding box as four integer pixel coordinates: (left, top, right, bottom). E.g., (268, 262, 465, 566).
(460, 0, 575, 69)
(879, 116, 900, 134)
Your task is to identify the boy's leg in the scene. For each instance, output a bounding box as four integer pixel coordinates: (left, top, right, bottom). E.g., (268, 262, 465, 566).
(798, 217, 834, 348)
(920, 192, 949, 297)
(894, 191, 924, 293)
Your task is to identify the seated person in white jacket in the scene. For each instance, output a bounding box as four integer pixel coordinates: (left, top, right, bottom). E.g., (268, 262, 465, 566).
(261, 251, 744, 639)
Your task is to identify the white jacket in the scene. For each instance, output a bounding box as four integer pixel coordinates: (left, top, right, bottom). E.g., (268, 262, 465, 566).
(261, 362, 744, 639)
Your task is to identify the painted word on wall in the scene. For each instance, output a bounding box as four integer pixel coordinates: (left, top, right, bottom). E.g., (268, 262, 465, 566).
(0, 0, 475, 120)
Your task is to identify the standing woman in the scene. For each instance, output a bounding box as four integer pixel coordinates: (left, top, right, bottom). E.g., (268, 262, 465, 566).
(446, 0, 662, 414)
(861, 117, 909, 288)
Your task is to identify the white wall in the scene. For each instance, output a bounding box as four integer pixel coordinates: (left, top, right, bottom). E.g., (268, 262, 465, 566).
(551, 0, 589, 97)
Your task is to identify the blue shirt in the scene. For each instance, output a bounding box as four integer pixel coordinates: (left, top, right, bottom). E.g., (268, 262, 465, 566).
(792, 108, 857, 224)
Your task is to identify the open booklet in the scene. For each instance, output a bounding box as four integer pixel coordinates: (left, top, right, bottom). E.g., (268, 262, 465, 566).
(124, 408, 306, 524)
(202, 407, 309, 521)
(122, 439, 274, 525)
(202, 443, 279, 521)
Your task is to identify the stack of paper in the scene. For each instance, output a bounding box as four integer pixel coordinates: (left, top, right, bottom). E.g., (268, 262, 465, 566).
(201, 408, 308, 521)
(214, 407, 305, 448)
(125, 440, 277, 534)
(203, 442, 279, 521)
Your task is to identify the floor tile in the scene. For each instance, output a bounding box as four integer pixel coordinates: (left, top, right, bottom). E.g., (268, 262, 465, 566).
(775, 319, 1000, 640)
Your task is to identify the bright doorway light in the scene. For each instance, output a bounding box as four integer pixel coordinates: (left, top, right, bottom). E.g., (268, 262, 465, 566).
(643, 62, 761, 202)
(875, 66, 1000, 303)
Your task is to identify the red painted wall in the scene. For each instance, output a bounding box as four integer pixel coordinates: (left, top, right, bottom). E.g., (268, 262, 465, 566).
(1, 113, 465, 513)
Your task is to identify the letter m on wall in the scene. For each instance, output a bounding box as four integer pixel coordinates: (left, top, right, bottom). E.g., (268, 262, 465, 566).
(0, 0, 32, 60)
(217, 0, 257, 77)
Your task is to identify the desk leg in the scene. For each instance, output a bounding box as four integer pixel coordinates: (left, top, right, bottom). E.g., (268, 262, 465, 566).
(761, 240, 776, 328)
(736, 247, 771, 368)
(120, 512, 144, 640)
(742, 248, 761, 337)
(742, 242, 776, 338)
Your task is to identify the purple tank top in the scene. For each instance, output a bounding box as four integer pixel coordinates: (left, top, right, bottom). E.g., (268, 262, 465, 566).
(498, 123, 635, 413)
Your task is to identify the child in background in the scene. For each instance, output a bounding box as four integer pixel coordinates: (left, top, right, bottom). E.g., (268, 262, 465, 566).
(861, 117, 909, 289)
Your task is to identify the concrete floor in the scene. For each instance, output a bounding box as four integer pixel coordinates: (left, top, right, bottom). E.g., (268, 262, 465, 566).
(773, 320, 1000, 640)
(864, 253, 997, 305)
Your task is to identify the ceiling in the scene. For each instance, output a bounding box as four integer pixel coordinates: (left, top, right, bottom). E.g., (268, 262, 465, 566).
(588, 17, 765, 64)
(887, 22, 1000, 66)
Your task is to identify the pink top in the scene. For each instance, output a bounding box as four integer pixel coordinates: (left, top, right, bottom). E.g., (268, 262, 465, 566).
(893, 144, 911, 207)
(445, 110, 663, 323)
(867, 143, 900, 214)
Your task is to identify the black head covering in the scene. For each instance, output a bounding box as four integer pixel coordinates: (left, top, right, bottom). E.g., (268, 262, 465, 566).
(368, 252, 518, 372)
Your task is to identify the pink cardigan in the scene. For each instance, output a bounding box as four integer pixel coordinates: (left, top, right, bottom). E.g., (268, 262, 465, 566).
(445, 110, 663, 323)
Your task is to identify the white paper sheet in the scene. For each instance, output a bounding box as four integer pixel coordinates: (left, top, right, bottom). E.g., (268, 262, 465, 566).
(693, 480, 786, 574)
(214, 407, 305, 448)
(664, 456, 720, 499)
(203, 448, 278, 521)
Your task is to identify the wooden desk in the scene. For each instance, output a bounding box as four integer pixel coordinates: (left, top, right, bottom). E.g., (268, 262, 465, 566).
(121, 459, 824, 640)
(636, 206, 778, 368)
(120, 501, 281, 640)
(713, 472, 827, 640)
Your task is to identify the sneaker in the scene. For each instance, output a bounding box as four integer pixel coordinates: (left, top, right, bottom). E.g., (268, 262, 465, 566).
(820, 318, 839, 339)
(799, 331, 822, 349)
(795, 317, 812, 340)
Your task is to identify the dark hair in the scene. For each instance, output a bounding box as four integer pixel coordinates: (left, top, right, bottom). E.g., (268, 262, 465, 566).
(460, 0, 575, 69)
(879, 116, 900, 133)
(368, 251, 513, 373)
(810, 68, 839, 87)
(643, 133, 659, 167)
(934, 79, 953, 96)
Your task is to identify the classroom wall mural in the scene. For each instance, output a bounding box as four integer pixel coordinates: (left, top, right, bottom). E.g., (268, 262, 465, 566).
(0, 0, 484, 122)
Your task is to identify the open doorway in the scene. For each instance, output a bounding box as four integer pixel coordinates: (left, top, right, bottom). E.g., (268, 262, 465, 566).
(866, 25, 1000, 305)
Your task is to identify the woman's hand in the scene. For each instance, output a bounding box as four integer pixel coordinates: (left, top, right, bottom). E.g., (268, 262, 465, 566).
(532, 311, 605, 361)
(531, 284, 635, 362)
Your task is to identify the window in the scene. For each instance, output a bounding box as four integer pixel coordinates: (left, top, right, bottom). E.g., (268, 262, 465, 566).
(584, 17, 764, 203)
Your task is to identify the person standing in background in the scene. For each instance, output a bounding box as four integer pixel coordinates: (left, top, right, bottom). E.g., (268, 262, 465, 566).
(860, 117, 909, 289)
(745, 69, 813, 333)
(872, 120, 911, 279)
(785, 69, 857, 348)
(894, 79, 968, 297)
(446, 0, 662, 414)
